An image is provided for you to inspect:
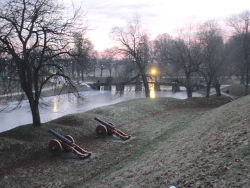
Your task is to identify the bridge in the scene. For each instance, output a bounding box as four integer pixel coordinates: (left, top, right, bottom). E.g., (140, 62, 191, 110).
(88, 77, 205, 92)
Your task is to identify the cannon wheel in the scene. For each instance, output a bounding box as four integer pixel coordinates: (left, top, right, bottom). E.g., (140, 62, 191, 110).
(64, 135, 75, 143)
(62, 135, 75, 152)
(96, 124, 107, 138)
(48, 139, 62, 156)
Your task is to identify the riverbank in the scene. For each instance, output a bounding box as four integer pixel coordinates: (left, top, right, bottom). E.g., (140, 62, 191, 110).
(0, 85, 249, 187)
(0, 87, 202, 133)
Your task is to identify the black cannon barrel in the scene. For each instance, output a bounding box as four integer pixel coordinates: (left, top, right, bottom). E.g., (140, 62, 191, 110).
(94, 117, 116, 130)
(48, 129, 73, 146)
(229, 96, 236, 101)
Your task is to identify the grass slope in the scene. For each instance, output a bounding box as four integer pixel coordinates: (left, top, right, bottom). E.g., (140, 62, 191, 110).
(0, 90, 249, 187)
(222, 84, 250, 97)
(81, 95, 250, 188)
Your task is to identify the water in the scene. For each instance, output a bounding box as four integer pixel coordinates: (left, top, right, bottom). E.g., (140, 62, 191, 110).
(0, 89, 202, 132)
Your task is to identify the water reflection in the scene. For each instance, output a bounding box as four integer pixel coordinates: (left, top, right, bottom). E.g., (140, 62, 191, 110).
(124, 85, 135, 92)
(0, 89, 202, 132)
(149, 83, 156, 99)
(53, 96, 58, 113)
(150, 90, 156, 99)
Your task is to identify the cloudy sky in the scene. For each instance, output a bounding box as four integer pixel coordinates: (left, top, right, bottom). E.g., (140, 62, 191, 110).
(67, 0, 249, 51)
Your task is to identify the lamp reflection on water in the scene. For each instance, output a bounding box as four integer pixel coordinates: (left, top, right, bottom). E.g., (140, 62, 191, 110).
(53, 96, 58, 113)
(149, 83, 156, 99)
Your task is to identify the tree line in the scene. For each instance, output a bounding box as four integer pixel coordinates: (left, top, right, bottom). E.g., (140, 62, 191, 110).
(110, 12, 250, 99)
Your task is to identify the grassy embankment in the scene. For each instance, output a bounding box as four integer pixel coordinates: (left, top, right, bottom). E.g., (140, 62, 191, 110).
(0, 84, 249, 187)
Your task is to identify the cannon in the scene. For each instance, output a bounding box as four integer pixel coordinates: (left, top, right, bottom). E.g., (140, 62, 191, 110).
(94, 117, 131, 140)
(48, 129, 91, 159)
(229, 96, 236, 101)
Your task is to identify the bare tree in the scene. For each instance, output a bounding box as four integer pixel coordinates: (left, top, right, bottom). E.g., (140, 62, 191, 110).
(72, 32, 94, 82)
(0, 0, 87, 126)
(111, 14, 150, 97)
(98, 57, 107, 77)
(227, 10, 250, 95)
(89, 50, 98, 77)
(224, 36, 244, 79)
(197, 20, 226, 97)
(153, 33, 175, 80)
(102, 48, 117, 77)
(153, 25, 203, 98)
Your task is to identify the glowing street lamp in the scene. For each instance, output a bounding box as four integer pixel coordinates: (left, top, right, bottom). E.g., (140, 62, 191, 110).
(151, 68, 157, 75)
(150, 67, 158, 82)
(149, 67, 158, 98)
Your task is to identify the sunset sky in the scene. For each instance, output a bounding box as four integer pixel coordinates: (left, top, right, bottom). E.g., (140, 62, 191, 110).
(67, 0, 249, 51)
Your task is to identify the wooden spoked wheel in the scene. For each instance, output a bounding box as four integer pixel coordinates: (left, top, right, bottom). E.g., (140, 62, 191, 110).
(48, 139, 62, 156)
(62, 135, 75, 151)
(96, 124, 108, 138)
(64, 135, 75, 143)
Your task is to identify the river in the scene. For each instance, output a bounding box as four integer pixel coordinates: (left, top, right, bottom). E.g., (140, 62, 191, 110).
(0, 89, 202, 132)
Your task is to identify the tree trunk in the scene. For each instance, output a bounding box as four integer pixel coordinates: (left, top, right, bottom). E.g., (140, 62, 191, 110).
(206, 83, 211, 98)
(29, 99, 41, 126)
(186, 86, 193, 98)
(81, 69, 84, 81)
(109, 69, 112, 77)
(71, 64, 75, 79)
(141, 74, 150, 98)
(215, 83, 221, 96)
(100, 69, 103, 77)
(240, 70, 244, 84)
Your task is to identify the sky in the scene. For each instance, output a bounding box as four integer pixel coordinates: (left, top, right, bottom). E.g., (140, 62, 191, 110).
(66, 0, 250, 51)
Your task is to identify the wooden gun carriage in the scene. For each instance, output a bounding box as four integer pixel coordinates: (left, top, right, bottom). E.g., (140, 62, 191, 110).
(48, 129, 91, 159)
(94, 117, 131, 140)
